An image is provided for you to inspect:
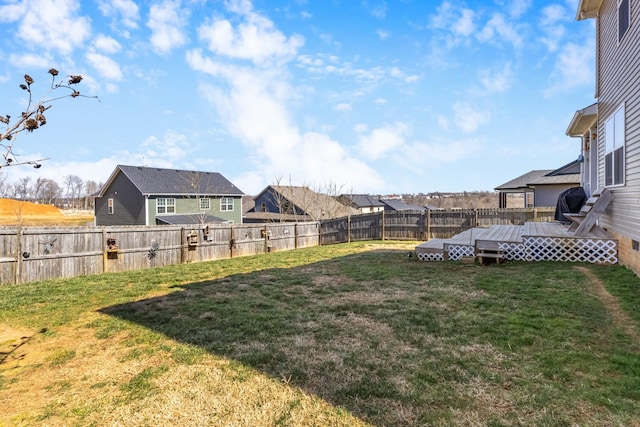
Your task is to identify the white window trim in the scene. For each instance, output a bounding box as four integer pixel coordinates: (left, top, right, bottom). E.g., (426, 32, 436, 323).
(108, 198, 114, 215)
(604, 104, 625, 187)
(200, 198, 211, 210)
(157, 197, 176, 214)
(220, 197, 234, 212)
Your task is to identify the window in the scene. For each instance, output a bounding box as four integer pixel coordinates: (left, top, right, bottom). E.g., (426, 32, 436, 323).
(261, 202, 267, 212)
(157, 198, 176, 214)
(200, 198, 210, 210)
(108, 198, 114, 215)
(619, 0, 630, 41)
(604, 105, 625, 186)
(220, 197, 234, 212)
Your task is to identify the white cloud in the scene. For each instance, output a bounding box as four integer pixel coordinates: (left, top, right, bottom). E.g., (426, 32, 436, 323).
(377, 29, 390, 40)
(139, 132, 192, 165)
(477, 14, 522, 48)
(478, 63, 512, 93)
(437, 115, 449, 130)
(544, 41, 594, 96)
(452, 102, 491, 132)
(224, 0, 254, 15)
(85, 53, 123, 81)
(94, 35, 122, 54)
(429, 2, 476, 37)
(8, 53, 53, 69)
(0, 0, 91, 55)
(508, 0, 532, 18)
(538, 4, 569, 52)
(186, 48, 384, 193)
(97, 0, 140, 29)
(399, 138, 482, 174)
(147, 0, 188, 55)
(366, 2, 387, 19)
(335, 103, 352, 112)
(357, 122, 407, 160)
(198, 12, 304, 66)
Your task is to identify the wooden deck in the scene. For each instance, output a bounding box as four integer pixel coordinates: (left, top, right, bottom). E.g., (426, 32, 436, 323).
(415, 222, 618, 264)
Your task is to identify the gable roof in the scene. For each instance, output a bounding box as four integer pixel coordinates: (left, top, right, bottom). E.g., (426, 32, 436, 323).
(99, 165, 244, 197)
(495, 170, 553, 191)
(380, 199, 426, 211)
(255, 185, 359, 219)
(495, 161, 581, 191)
(566, 103, 598, 137)
(340, 194, 385, 208)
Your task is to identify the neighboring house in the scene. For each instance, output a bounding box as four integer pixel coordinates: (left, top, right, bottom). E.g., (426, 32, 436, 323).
(95, 165, 244, 226)
(571, 0, 640, 273)
(494, 161, 581, 208)
(380, 198, 427, 212)
(337, 194, 385, 213)
(248, 185, 359, 222)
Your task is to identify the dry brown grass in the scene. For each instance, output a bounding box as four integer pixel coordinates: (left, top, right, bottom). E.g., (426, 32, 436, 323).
(0, 199, 94, 226)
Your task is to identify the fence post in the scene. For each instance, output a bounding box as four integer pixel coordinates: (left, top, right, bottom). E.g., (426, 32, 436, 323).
(347, 216, 351, 243)
(427, 209, 431, 240)
(294, 223, 298, 250)
(102, 228, 107, 273)
(381, 211, 385, 240)
(180, 227, 186, 264)
(15, 227, 23, 285)
(230, 224, 235, 258)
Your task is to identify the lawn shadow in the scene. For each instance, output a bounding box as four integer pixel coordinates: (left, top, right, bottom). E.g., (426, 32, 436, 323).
(99, 250, 431, 425)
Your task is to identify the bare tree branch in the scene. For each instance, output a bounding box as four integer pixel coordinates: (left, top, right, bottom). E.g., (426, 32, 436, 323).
(1, 69, 98, 169)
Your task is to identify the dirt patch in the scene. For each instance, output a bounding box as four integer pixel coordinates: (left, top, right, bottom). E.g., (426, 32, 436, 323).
(0, 198, 62, 216)
(0, 198, 94, 226)
(575, 266, 640, 345)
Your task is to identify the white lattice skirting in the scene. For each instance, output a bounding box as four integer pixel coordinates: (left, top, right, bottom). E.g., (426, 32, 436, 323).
(498, 242, 526, 261)
(523, 237, 618, 264)
(416, 252, 444, 262)
(445, 245, 475, 260)
(418, 237, 618, 265)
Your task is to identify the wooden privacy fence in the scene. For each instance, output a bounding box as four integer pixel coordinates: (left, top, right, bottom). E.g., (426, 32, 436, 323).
(0, 207, 554, 285)
(0, 222, 320, 285)
(318, 207, 555, 244)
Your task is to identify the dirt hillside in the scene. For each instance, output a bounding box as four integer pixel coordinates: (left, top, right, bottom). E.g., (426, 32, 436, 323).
(0, 198, 63, 216)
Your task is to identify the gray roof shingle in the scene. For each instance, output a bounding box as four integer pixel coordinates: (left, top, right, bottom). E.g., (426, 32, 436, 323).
(112, 165, 244, 196)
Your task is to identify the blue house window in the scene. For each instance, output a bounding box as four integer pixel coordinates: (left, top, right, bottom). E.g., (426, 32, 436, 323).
(157, 198, 176, 214)
(619, 0, 630, 42)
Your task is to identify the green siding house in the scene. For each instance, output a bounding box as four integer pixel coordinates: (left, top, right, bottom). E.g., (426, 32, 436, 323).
(95, 165, 244, 226)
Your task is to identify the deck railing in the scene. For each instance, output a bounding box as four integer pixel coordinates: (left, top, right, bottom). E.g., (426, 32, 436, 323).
(319, 207, 555, 244)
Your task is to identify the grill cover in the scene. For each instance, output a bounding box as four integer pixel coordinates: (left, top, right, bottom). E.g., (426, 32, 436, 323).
(554, 187, 587, 223)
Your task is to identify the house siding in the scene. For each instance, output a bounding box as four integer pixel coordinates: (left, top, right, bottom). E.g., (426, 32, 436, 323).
(533, 185, 571, 207)
(596, 0, 640, 249)
(95, 172, 145, 226)
(148, 196, 243, 224)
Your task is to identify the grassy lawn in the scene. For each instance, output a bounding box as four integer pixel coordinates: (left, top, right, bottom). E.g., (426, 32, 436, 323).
(1, 241, 640, 426)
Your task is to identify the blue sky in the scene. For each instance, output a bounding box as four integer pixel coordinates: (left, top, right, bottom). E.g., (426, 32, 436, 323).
(1, 0, 595, 195)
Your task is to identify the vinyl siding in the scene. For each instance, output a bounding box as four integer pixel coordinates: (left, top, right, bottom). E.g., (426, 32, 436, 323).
(596, 0, 640, 242)
(95, 172, 145, 226)
(148, 196, 243, 224)
(533, 185, 574, 208)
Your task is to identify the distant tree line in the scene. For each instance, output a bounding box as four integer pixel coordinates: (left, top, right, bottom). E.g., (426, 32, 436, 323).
(0, 171, 101, 210)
